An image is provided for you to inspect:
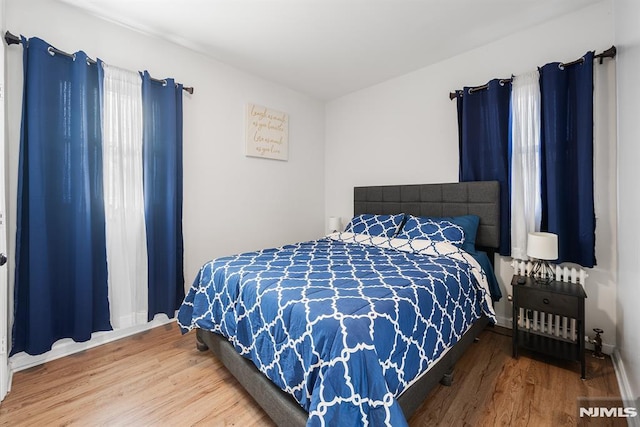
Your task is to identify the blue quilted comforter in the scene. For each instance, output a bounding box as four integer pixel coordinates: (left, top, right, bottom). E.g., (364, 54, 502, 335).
(178, 233, 496, 426)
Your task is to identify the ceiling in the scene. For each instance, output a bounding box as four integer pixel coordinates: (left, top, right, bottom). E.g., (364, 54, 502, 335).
(58, 0, 601, 100)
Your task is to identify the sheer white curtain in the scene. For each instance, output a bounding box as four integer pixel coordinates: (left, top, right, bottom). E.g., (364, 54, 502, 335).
(510, 70, 542, 260)
(102, 63, 148, 328)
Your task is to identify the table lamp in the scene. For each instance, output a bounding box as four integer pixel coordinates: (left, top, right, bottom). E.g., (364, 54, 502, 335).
(526, 232, 558, 283)
(328, 216, 342, 233)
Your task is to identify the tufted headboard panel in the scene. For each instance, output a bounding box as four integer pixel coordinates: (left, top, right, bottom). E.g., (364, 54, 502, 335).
(353, 181, 500, 250)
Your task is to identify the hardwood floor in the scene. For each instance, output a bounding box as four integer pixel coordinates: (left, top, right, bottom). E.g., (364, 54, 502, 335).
(0, 323, 620, 426)
(408, 327, 621, 427)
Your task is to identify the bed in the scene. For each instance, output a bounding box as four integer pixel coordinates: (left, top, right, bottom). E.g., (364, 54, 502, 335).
(178, 181, 500, 426)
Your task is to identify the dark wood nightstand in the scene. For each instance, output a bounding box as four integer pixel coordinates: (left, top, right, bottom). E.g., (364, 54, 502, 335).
(511, 275, 587, 379)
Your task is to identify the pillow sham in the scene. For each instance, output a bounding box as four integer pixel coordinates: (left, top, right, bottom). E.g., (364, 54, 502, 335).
(344, 213, 405, 238)
(396, 215, 465, 247)
(445, 215, 480, 254)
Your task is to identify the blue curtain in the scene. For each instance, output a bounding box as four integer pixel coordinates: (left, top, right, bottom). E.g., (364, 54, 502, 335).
(12, 37, 111, 356)
(540, 52, 596, 267)
(141, 72, 185, 321)
(457, 79, 512, 255)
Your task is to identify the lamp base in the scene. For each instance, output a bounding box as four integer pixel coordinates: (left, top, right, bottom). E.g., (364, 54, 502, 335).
(529, 259, 555, 284)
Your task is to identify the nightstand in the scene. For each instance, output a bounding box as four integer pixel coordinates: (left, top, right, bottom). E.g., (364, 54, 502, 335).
(511, 275, 587, 379)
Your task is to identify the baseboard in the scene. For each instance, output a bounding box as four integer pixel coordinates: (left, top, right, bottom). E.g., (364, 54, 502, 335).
(494, 314, 511, 329)
(9, 314, 175, 373)
(600, 342, 615, 356)
(6, 368, 13, 396)
(611, 348, 640, 427)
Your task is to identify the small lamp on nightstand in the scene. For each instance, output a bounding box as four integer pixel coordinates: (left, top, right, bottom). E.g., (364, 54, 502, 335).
(328, 216, 342, 234)
(527, 232, 558, 283)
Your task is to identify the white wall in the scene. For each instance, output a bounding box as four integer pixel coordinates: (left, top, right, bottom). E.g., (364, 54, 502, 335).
(614, 0, 640, 403)
(326, 1, 617, 349)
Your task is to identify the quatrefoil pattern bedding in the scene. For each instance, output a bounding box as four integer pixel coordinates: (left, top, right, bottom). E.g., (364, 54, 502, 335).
(343, 213, 405, 237)
(178, 233, 495, 426)
(395, 215, 465, 246)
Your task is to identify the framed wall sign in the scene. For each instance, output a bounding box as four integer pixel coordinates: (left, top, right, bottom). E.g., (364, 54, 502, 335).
(245, 103, 289, 161)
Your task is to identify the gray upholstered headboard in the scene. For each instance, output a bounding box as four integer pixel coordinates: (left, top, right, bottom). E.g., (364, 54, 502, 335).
(353, 181, 500, 250)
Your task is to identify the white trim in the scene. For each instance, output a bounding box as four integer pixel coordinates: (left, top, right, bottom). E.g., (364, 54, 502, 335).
(601, 342, 615, 356)
(0, 0, 10, 400)
(9, 315, 175, 373)
(5, 368, 12, 395)
(611, 348, 640, 427)
(495, 314, 511, 329)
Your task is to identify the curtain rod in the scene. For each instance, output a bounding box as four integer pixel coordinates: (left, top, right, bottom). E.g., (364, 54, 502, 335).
(448, 45, 616, 100)
(4, 31, 194, 95)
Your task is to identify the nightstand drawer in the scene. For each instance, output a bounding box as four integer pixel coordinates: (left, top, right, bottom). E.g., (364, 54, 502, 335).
(516, 286, 579, 318)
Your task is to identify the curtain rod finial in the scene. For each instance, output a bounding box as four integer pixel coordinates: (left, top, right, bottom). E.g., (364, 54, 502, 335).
(595, 45, 616, 64)
(602, 45, 616, 58)
(4, 31, 21, 46)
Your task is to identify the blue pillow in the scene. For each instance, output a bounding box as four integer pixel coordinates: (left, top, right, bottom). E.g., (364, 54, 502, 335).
(396, 215, 465, 247)
(344, 214, 405, 238)
(445, 215, 480, 253)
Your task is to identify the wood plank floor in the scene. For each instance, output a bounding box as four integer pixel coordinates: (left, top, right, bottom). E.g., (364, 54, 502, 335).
(0, 323, 620, 426)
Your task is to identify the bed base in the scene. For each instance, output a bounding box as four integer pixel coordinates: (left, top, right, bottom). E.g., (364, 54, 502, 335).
(195, 315, 490, 426)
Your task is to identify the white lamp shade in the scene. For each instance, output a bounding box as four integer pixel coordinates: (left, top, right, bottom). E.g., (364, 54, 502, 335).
(328, 216, 342, 233)
(526, 232, 558, 260)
